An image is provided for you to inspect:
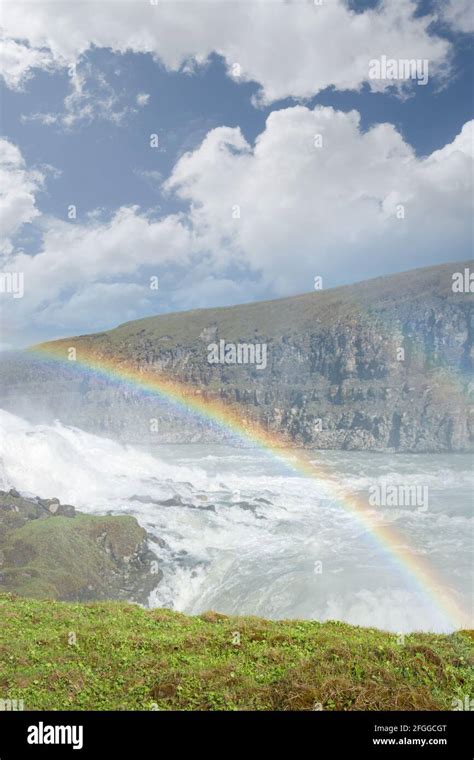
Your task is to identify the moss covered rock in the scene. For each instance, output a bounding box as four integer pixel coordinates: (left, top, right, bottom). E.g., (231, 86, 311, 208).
(0, 490, 160, 603)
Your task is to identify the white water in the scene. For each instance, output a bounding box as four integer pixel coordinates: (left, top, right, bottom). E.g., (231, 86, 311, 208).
(1, 409, 472, 633)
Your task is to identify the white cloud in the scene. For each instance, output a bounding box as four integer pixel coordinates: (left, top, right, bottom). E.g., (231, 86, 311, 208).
(2, 112, 472, 343)
(0, 0, 452, 102)
(6, 205, 190, 312)
(428, 120, 474, 161)
(0, 37, 55, 90)
(166, 108, 473, 292)
(439, 0, 474, 34)
(22, 65, 138, 128)
(36, 282, 155, 331)
(22, 112, 58, 126)
(0, 140, 188, 340)
(0, 138, 44, 254)
(136, 92, 150, 107)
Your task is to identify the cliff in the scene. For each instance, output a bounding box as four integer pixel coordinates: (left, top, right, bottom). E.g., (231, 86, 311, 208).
(0, 490, 159, 603)
(1, 260, 472, 451)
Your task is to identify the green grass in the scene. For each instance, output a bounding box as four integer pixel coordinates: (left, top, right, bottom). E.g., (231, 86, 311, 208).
(0, 510, 146, 600)
(36, 260, 470, 354)
(0, 594, 472, 711)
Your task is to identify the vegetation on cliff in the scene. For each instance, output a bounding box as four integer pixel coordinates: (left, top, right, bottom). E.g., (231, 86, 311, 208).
(1, 260, 470, 451)
(0, 490, 158, 603)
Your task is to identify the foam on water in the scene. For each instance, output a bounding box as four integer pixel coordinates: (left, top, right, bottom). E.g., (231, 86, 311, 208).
(0, 409, 208, 506)
(1, 409, 472, 633)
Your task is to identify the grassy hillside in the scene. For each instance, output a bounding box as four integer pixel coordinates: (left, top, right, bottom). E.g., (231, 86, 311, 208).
(0, 593, 472, 711)
(0, 513, 144, 599)
(0, 490, 157, 603)
(22, 259, 471, 452)
(36, 260, 471, 354)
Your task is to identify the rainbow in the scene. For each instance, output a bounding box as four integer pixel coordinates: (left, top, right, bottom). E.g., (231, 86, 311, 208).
(30, 342, 472, 630)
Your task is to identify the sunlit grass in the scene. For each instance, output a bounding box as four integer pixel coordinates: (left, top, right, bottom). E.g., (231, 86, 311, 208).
(0, 595, 472, 711)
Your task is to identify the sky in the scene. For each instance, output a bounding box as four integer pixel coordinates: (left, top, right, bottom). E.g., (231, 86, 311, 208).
(0, 0, 473, 347)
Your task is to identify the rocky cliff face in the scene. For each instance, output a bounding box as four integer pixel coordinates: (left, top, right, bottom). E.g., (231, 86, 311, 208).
(1, 261, 472, 451)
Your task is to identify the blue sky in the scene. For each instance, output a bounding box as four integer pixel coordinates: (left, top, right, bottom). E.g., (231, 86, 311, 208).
(0, 0, 473, 347)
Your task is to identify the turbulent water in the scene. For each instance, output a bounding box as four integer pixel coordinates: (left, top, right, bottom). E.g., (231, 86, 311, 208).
(1, 409, 472, 633)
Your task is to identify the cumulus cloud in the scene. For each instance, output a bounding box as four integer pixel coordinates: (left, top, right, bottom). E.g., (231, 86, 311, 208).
(0, 0, 453, 103)
(165, 107, 473, 292)
(0, 139, 188, 341)
(3, 111, 472, 345)
(0, 138, 44, 254)
(8, 206, 190, 312)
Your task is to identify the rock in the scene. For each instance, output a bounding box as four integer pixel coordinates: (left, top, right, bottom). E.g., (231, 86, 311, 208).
(0, 261, 472, 452)
(57, 504, 75, 517)
(0, 489, 161, 605)
(37, 497, 61, 514)
(157, 496, 184, 507)
(194, 503, 216, 512)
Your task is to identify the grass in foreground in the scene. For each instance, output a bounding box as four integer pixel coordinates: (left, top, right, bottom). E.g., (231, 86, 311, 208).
(0, 593, 472, 711)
